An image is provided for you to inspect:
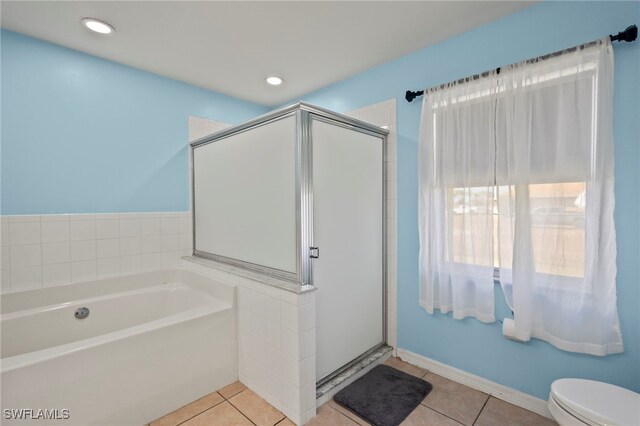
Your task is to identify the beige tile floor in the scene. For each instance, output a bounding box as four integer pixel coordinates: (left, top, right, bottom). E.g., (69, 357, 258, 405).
(149, 357, 557, 426)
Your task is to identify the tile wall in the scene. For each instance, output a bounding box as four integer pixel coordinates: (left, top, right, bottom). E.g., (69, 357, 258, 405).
(344, 98, 398, 351)
(182, 257, 316, 426)
(188, 115, 230, 142)
(188, 116, 231, 208)
(0, 115, 230, 294)
(0, 212, 193, 293)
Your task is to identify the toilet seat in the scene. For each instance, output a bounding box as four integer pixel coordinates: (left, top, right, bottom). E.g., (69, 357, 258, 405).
(550, 379, 640, 426)
(548, 393, 592, 426)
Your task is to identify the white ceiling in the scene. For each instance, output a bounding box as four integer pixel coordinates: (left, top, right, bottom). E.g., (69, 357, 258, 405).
(1, 1, 535, 106)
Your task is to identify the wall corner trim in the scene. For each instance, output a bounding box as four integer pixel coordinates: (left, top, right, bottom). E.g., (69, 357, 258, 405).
(396, 348, 552, 419)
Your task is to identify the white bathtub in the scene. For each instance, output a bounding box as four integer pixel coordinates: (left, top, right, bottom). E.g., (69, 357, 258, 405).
(0, 269, 238, 425)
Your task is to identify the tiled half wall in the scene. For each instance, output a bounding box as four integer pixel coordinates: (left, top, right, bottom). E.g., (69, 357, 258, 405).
(182, 257, 317, 426)
(0, 212, 193, 293)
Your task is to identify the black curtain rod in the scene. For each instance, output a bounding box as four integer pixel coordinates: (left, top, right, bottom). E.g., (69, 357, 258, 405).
(405, 24, 638, 103)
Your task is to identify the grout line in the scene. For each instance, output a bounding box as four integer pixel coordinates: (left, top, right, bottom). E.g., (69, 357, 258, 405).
(223, 388, 247, 401)
(419, 372, 474, 426)
(394, 358, 487, 426)
(220, 385, 246, 401)
(327, 400, 371, 426)
(419, 403, 467, 426)
(225, 388, 285, 426)
(173, 406, 214, 426)
(472, 395, 491, 426)
(226, 394, 259, 426)
(328, 406, 360, 425)
(162, 393, 226, 426)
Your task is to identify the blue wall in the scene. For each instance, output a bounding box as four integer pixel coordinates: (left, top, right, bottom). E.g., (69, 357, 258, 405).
(294, 2, 640, 400)
(2, 1, 638, 401)
(1, 30, 268, 215)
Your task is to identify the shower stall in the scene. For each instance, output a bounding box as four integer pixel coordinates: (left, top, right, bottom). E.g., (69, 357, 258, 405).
(191, 102, 387, 384)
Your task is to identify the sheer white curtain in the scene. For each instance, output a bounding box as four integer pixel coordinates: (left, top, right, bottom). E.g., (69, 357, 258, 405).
(418, 71, 500, 323)
(418, 38, 623, 355)
(496, 39, 622, 355)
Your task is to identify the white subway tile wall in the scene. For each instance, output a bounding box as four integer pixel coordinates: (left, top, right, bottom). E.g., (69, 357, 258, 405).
(188, 116, 228, 143)
(345, 98, 398, 351)
(0, 212, 193, 293)
(187, 116, 231, 212)
(182, 258, 317, 426)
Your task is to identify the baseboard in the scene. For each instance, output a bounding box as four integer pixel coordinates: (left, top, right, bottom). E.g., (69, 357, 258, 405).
(396, 348, 552, 419)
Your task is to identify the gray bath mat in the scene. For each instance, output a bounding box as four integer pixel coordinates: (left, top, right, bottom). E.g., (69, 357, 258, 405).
(333, 364, 432, 426)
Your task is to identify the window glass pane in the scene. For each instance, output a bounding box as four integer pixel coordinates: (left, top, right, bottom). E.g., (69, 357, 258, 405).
(529, 182, 585, 278)
(449, 186, 495, 267)
(497, 183, 585, 278)
(496, 185, 513, 270)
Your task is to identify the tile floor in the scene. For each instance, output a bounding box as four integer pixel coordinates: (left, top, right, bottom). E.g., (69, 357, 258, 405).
(149, 357, 557, 426)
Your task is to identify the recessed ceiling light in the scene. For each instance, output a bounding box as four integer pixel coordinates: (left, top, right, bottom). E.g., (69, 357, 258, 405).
(266, 76, 284, 86)
(82, 18, 114, 34)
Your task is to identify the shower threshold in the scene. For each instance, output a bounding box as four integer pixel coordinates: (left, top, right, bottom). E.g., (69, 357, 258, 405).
(316, 345, 393, 406)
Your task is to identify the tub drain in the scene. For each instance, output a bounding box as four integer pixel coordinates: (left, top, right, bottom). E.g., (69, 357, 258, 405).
(75, 307, 90, 319)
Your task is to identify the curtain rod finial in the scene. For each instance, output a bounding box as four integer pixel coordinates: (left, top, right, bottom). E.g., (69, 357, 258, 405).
(405, 90, 424, 103)
(611, 24, 637, 42)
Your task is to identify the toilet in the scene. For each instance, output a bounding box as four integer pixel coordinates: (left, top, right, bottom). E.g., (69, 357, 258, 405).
(548, 379, 640, 426)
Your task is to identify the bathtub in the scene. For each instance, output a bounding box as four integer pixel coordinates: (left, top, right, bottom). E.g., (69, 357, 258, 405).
(0, 269, 238, 425)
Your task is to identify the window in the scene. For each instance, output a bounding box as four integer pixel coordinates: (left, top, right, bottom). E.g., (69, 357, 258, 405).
(450, 182, 586, 279)
(419, 39, 622, 355)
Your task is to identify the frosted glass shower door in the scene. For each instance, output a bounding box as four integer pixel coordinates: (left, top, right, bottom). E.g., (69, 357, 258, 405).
(312, 118, 384, 382)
